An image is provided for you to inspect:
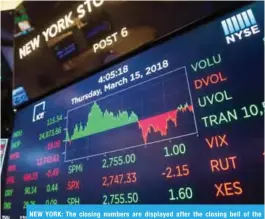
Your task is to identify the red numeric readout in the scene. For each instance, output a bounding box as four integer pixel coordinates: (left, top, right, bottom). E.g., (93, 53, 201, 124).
(46, 168, 59, 178)
(47, 140, 61, 150)
(67, 180, 80, 191)
(6, 176, 15, 184)
(8, 165, 16, 172)
(23, 172, 38, 182)
(9, 152, 20, 160)
(102, 172, 137, 187)
(162, 164, 190, 179)
(36, 154, 60, 166)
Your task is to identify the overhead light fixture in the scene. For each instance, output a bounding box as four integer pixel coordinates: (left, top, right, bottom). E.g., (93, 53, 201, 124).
(0, 0, 23, 11)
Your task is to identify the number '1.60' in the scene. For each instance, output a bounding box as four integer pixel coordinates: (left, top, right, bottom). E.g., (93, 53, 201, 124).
(169, 187, 193, 201)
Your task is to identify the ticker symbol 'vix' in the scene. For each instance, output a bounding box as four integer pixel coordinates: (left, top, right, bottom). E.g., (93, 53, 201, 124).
(205, 134, 228, 148)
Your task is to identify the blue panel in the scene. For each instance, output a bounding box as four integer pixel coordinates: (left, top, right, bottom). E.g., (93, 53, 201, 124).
(247, 9, 257, 25)
(221, 20, 230, 35)
(241, 11, 251, 27)
(236, 14, 246, 29)
(231, 16, 240, 31)
(226, 18, 235, 34)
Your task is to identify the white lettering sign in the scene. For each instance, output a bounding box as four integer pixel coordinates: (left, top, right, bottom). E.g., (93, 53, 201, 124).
(93, 27, 129, 53)
(19, 0, 104, 59)
(19, 35, 40, 59)
(42, 11, 74, 42)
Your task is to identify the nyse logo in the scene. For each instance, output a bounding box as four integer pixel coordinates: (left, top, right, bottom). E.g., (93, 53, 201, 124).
(221, 9, 260, 44)
(32, 101, 46, 122)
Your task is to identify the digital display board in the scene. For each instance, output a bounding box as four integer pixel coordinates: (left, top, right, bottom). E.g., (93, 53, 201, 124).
(2, 3, 264, 218)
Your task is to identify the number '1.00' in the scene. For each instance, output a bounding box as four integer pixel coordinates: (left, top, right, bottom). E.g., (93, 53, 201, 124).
(164, 143, 186, 157)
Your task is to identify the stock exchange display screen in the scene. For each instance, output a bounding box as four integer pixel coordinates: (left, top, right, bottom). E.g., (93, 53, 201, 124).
(2, 3, 264, 218)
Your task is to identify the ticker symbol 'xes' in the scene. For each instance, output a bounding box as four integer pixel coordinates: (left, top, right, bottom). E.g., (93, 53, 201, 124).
(215, 181, 243, 197)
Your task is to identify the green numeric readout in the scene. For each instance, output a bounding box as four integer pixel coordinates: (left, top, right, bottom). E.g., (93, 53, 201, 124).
(241, 103, 265, 119)
(164, 143, 186, 157)
(47, 114, 63, 126)
(46, 183, 59, 192)
(169, 187, 193, 201)
(23, 201, 35, 209)
(4, 202, 12, 210)
(4, 189, 13, 197)
(24, 186, 37, 195)
(39, 127, 62, 140)
(102, 154, 136, 168)
(45, 199, 57, 204)
(103, 192, 139, 204)
(13, 130, 23, 138)
(11, 140, 21, 149)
